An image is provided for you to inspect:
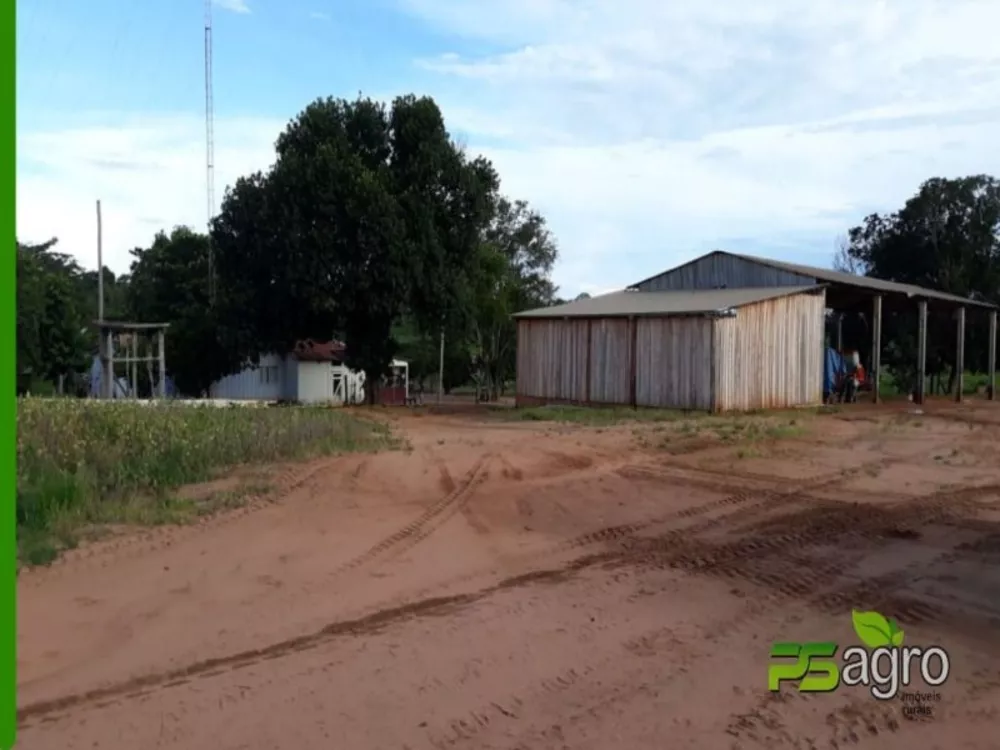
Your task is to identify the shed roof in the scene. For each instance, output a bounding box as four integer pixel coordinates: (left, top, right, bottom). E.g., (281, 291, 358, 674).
(631, 250, 997, 310)
(513, 285, 823, 319)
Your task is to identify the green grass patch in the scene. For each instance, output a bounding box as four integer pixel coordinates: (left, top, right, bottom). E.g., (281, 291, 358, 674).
(17, 399, 399, 565)
(504, 404, 689, 426)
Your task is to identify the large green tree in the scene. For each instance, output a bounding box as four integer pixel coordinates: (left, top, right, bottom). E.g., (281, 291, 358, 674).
(16, 239, 92, 393)
(211, 94, 500, 400)
(470, 198, 559, 398)
(844, 175, 1000, 391)
(126, 227, 239, 396)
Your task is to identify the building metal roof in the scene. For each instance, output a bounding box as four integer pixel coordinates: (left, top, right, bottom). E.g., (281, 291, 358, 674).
(631, 250, 998, 310)
(513, 285, 824, 319)
(291, 339, 346, 362)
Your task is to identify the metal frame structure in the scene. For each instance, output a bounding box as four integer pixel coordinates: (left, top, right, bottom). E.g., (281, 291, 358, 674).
(94, 321, 170, 399)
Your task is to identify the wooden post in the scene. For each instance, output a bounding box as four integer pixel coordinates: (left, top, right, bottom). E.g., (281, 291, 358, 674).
(96, 199, 104, 321)
(100, 328, 114, 399)
(585, 318, 593, 404)
(157, 329, 167, 398)
(916, 300, 928, 405)
(437, 327, 444, 404)
(131, 334, 139, 399)
(836, 313, 843, 352)
(955, 307, 965, 402)
(989, 310, 997, 401)
(628, 316, 638, 408)
(871, 296, 882, 404)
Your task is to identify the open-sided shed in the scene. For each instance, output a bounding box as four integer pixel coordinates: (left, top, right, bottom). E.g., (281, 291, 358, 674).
(630, 251, 998, 404)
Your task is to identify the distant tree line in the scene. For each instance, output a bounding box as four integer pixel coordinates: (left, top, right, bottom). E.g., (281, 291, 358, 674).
(14, 92, 999, 400)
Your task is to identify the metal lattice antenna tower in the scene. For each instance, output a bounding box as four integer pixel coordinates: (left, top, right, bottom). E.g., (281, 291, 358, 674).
(204, 0, 216, 303)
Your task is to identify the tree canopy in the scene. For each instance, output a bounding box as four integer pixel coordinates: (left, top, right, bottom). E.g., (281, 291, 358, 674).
(210, 95, 503, 398)
(841, 175, 1000, 389)
(16, 239, 128, 394)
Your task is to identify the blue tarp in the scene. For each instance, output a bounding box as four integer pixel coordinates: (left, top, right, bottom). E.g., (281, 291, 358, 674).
(823, 347, 845, 396)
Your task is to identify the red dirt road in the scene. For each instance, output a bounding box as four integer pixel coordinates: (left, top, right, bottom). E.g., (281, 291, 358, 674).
(16, 403, 1000, 749)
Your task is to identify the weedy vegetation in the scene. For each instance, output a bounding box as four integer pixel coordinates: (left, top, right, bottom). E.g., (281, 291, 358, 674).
(17, 398, 399, 565)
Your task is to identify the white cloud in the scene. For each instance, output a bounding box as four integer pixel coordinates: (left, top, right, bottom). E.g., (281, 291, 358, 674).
(400, 0, 1000, 292)
(214, 0, 251, 14)
(16, 115, 282, 275)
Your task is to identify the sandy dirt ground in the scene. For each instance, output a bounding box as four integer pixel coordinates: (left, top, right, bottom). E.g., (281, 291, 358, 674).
(16, 400, 1000, 749)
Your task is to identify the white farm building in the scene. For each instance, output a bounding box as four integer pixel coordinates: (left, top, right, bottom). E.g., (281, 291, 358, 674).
(209, 340, 367, 405)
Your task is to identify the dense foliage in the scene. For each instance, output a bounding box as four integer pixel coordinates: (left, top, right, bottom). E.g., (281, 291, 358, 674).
(838, 175, 1000, 391)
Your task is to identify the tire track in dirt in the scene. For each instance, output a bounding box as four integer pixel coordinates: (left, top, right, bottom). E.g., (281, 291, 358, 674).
(377, 460, 957, 748)
(19, 458, 340, 586)
(329, 456, 909, 631)
(15, 561, 581, 728)
(7, 455, 918, 726)
(610, 482, 1000, 607)
(424, 528, 994, 750)
(348, 458, 899, 621)
(328, 455, 492, 577)
(557, 456, 905, 555)
(20, 472, 993, 733)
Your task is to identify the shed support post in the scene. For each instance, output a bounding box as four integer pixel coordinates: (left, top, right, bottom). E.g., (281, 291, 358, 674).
(989, 310, 997, 401)
(955, 307, 965, 403)
(871, 296, 882, 404)
(585, 319, 592, 404)
(628, 316, 638, 409)
(836, 313, 843, 352)
(916, 300, 928, 405)
(157, 329, 167, 399)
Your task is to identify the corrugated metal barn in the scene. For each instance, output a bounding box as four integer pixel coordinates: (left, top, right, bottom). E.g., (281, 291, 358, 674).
(514, 250, 999, 412)
(515, 286, 827, 412)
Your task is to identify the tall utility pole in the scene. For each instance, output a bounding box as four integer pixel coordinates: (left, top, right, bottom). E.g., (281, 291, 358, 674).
(204, 0, 216, 303)
(96, 199, 104, 320)
(438, 328, 445, 403)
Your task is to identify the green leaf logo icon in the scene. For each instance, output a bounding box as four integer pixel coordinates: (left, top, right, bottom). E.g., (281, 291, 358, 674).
(888, 617, 905, 647)
(851, 610, 902, 648)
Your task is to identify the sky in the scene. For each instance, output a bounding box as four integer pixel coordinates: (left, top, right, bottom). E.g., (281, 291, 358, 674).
(16, 0, 1000, 298)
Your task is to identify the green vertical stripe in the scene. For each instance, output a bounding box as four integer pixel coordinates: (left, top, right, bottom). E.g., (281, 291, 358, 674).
(1, 0, 16, 745)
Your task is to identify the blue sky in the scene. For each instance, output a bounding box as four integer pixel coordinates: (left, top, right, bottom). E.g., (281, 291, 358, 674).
(16, 0, 1000, 297)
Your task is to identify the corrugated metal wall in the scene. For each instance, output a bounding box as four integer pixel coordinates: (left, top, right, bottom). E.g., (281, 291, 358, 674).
(712, 291, 825, 411)
(635, 318, 713, 410)
(515, 319, 590, 401)
(636, 253, 815, 291)
(516, 290, 824, 412)
(588, 319, 632, 403)
(517, 316, 709, 408)
(210, 354, 287, 400)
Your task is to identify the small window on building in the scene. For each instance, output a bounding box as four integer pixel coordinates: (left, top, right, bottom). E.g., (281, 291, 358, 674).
(258, 365, 279, 385)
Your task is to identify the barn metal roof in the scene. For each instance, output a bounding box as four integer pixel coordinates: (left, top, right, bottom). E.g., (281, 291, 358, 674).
(513, 285, 823, 319)
(631, 250, 998, 310)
